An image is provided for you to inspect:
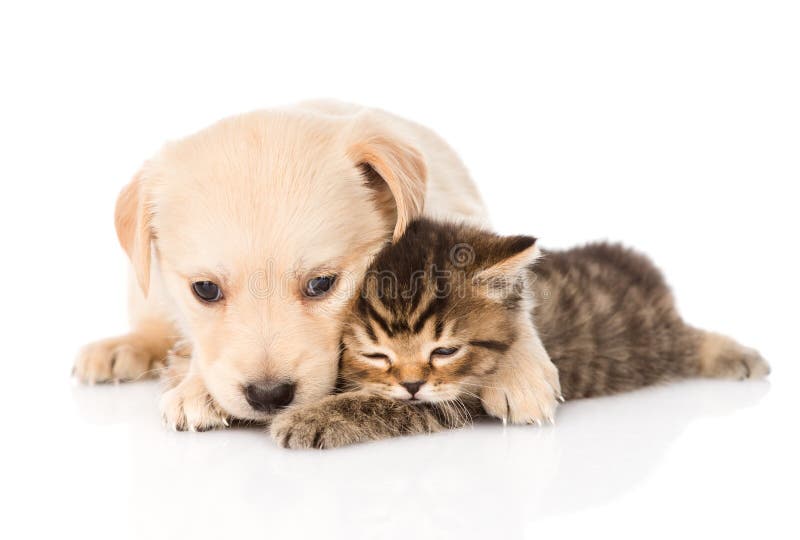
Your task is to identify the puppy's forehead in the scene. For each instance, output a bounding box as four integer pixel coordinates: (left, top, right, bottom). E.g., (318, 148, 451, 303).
(149, 112, 386, 273)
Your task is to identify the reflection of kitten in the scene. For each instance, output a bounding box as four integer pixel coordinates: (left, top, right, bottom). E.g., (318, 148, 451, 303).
(271, 218, 769, 448)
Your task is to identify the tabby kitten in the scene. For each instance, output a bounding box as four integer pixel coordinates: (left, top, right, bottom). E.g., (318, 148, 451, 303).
(271, 218, 769, 449)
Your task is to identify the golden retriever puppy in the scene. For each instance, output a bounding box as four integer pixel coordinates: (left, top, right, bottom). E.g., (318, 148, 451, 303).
(73, 101, 491, 430)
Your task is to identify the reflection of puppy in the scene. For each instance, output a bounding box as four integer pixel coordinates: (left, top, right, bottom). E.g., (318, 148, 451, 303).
(73, 101, 488, 430)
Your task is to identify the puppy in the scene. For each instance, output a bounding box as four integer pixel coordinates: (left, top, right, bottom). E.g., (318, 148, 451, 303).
(73, 101, 491, 430)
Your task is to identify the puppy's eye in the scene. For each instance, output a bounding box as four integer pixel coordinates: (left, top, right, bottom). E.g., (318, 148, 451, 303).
(431, 347, 459, 358)
(192, 281, 223, 303)
(305, 275, 337, 298)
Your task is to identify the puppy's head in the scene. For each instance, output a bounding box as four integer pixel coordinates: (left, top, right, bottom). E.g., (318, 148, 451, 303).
(115, 107, 427, 420)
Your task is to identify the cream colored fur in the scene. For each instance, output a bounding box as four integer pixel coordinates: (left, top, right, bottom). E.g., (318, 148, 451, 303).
(74, 101, 491, 429)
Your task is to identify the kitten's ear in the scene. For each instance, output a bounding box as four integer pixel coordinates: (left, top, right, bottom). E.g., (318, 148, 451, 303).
(347, 112, 427, 241)
(473, 236, 539, 297)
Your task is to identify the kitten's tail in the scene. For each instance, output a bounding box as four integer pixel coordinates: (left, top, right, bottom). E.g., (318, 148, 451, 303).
(691, 329, 770, 381)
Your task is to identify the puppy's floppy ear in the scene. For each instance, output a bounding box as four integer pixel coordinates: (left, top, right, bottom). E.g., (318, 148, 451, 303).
(473, 236, 539, 299)
(115, 171, 153, 296)
(347, 114, 428, 241)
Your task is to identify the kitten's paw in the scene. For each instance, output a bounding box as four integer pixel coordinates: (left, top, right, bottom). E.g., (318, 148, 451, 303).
(701, 332, 771, 380)
(481, 359, 561, 425)
(271, 394, 419, 449)
(481, 385, 559, 425)
(270, 408, 359, 450)
(74, 335, 163, 384)
(740, 348, 771, 379)
(270, 412, 325, 449)
(725, 346, 771, 380)
(159, 374, 229, 432)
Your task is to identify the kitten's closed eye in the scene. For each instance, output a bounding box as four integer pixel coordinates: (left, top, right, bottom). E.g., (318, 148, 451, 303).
(360, 352, 391, 368)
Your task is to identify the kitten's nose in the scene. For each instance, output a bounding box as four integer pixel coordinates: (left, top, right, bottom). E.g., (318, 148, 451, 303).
(245, 380, 296, 412)
(401, 381, 424, 397)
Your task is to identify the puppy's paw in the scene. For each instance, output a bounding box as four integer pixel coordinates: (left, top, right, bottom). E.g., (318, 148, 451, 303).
(74, 335, 163, 384)
(481, 356, 561, 425)
(160, 342, 193, 390)
(159, 374, 229, 432)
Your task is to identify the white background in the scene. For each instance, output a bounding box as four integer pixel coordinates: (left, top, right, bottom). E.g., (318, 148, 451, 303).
(1, 1, 798, 539)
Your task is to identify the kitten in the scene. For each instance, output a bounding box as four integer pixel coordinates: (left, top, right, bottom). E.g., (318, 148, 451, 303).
(271, 218, 769, 448)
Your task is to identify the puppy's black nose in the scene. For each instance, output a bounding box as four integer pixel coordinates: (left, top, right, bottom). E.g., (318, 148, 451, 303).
(245, 380, 296, 412)
(401, 381, 424, 397)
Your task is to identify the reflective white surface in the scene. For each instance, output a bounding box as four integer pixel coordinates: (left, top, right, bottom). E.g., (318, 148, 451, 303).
(4, 355, 795, 539)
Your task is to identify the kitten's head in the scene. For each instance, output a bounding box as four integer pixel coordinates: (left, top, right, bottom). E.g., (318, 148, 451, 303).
(340, 218, 540, 403)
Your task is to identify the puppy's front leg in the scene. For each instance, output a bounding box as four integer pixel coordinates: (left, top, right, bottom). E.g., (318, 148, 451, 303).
(74, 274, 177, 384)
(73, 320, 175, 384)
(480, 328, 562, 425)
(159, 350, 230, 432)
